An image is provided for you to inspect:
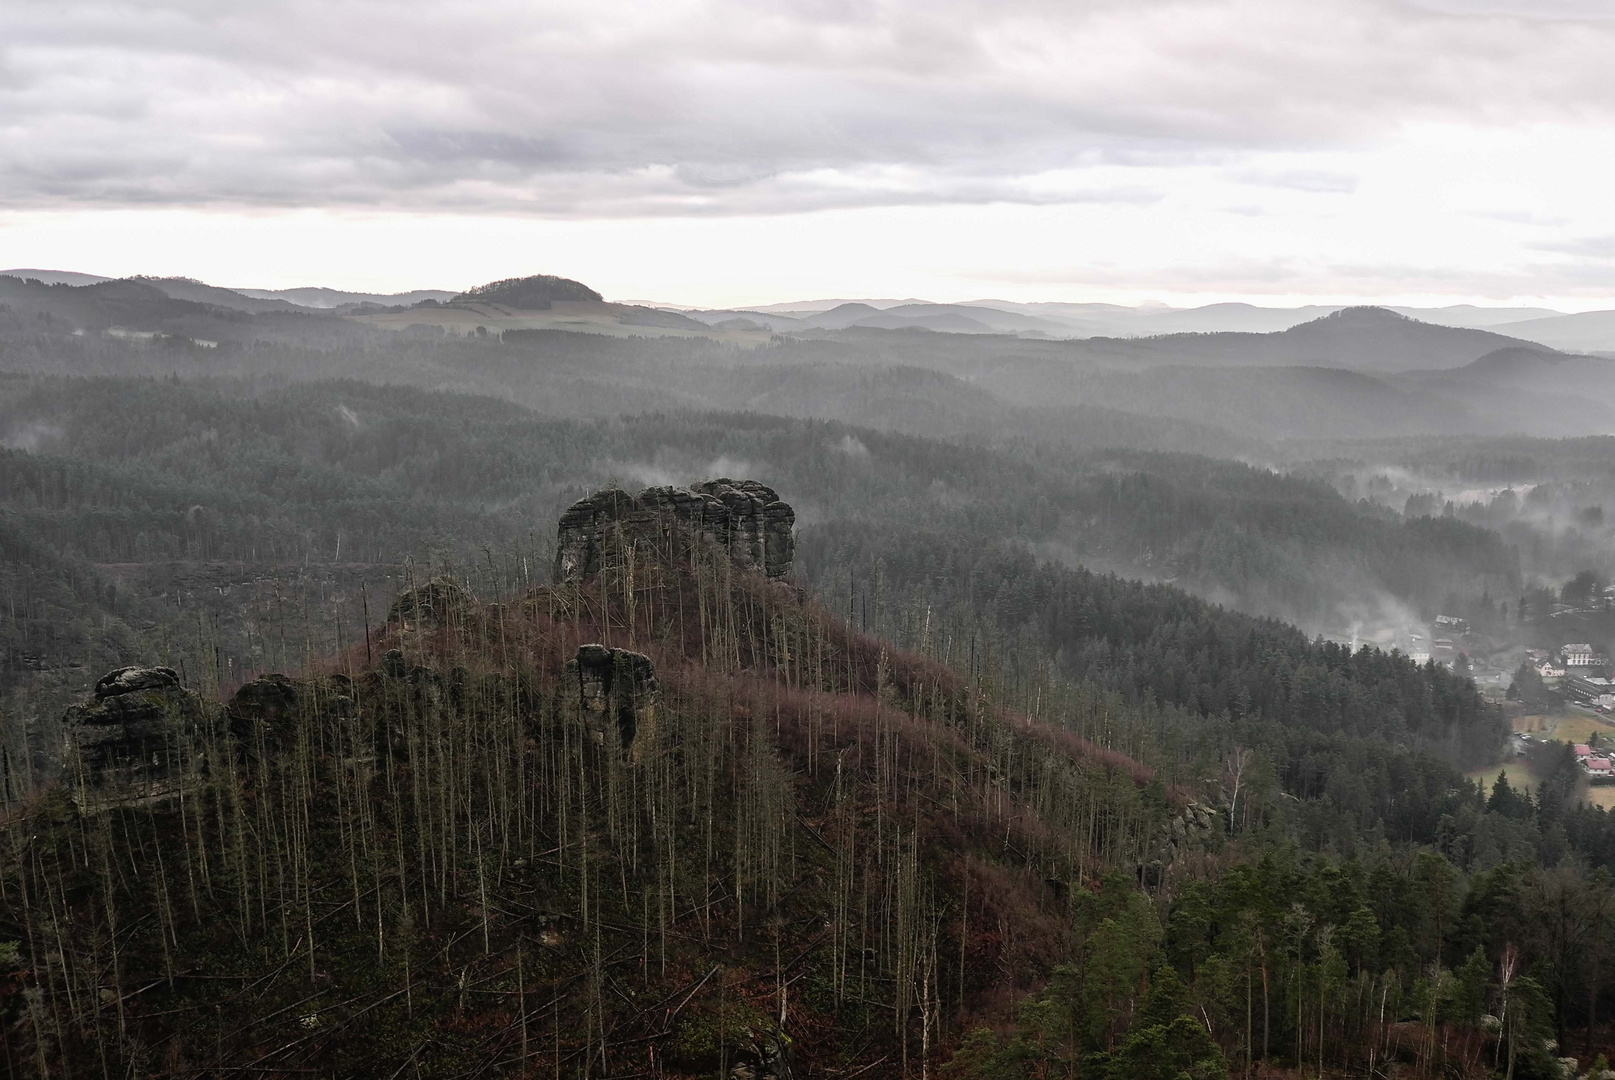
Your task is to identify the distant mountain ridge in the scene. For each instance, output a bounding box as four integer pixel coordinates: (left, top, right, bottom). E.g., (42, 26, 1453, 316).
(232, 285, 457, 308)
(1059, 305, 1563, 372)
(14, 267, 1607, 344)
(689, 296, 1577, 340)
(0, 268, 112, 287)
(1490, 308, 1615, 353)
(131, 276, 311, 314)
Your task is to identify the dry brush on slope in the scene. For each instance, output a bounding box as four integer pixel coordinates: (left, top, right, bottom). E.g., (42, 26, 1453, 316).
(0, 493, 1182, 1078)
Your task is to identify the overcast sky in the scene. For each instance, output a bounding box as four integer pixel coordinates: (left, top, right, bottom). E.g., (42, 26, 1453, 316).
(4, 0, 1615, 307)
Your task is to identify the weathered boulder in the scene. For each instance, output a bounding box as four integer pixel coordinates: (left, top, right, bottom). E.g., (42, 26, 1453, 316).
(234, 671, 365, 760)
(564, 644, 659, 758)
(64, 665, 208, 788)
(226, 672, 357, 747)
(1163, 800, 1220, 855)
(1140, 799, 1223, 886)
(388, 576, 471, 626)
(226, 671, 301, 742)
(731, 1030, 794, 1080)
(554, 479, 794, 583)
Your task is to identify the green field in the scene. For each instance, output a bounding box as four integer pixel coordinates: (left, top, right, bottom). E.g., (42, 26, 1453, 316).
(1468, 760, 1540, 793)
(1471, 709, 1615, 808)
(1512, 710, 1615, 746)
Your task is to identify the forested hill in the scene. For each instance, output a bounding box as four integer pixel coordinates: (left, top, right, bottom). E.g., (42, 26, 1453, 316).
(2, 477, 1606, 1079)
(808, 519, 1505, 847)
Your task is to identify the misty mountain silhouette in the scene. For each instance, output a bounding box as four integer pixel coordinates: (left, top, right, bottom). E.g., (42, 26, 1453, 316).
(132, 276, 312, 314)
(1073, 305, 1561, 371)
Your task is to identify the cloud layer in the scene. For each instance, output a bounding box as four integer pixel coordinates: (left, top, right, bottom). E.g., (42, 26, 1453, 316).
(7, 0, 1615, 305)
(5, 0, 1614, 216)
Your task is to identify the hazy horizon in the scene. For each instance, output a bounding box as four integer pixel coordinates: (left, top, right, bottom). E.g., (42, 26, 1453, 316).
(6, 264, 1615, 317)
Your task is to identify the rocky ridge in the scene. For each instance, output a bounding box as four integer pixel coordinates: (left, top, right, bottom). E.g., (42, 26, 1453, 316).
(553, 478, 795, 584)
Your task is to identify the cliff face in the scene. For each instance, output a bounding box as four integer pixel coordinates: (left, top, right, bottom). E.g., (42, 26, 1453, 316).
(553, 478, 795, 584)
(564, 644, 659, 760)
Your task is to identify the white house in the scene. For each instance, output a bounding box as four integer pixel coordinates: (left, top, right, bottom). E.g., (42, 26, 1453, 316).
(1564, 643, 1597, 666)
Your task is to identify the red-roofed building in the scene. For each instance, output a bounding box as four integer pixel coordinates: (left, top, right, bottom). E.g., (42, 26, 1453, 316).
(1587, 757, 1614, 780)
(1576, 744, 1594, 759)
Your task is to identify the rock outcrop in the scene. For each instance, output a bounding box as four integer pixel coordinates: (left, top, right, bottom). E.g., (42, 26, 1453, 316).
(554, 479, 794, 584)
(226, 671, 359, 750)
(388, 577, 470, 626)
(63, 666, 208, 790)
(565, 644, 659, 758)
(226, 672, 302, 742)
(1139, 799, 1222, 887)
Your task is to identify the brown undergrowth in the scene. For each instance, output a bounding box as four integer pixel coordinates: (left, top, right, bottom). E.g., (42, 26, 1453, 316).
(3, 543, 1175, 1078)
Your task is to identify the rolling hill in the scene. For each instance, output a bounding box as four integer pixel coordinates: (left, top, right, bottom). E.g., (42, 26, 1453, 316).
(1072, 306, 1562, 372)
(233, 284, 458, 308)
(1493, 308, 1615, 353)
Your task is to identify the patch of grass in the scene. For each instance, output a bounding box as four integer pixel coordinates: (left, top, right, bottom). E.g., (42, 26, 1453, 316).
(1520, 711, 1615, 746)
(1547, 714, 1615, 746)
(1467, 761, 1540, 793)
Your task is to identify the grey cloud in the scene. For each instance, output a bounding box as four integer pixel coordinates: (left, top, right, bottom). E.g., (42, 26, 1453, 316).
(1232, 169, 1359, 193)
(1476, 209, 1571, 227)
(1535, 236, 1615, 258)
(4, 0, 1615, 215)
(976, 256, 1615, 297)
(1405, 0, 1615, 18)
(385, 131, 572, 168)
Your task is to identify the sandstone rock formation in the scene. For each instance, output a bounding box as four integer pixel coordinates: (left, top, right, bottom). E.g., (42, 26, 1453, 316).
(226, 671, 358, 749)
(554, 479, 794, 584)
(564, 644, 659, 758)
(1139, 799, 1222, 887)
(226, 671, 301, 742)
(63, 665, 208, 790)
(388, 576, 470, 626)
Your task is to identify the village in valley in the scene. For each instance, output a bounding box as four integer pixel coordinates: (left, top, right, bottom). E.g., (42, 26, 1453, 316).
(1395, 593, 1615, 807)
(1493, 630, 1615, 806)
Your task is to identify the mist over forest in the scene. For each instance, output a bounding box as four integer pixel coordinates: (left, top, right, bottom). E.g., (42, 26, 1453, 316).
(9, 268, 1615, 1078)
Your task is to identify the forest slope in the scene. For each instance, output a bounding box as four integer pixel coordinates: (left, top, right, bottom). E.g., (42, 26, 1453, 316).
(0, 376, 1518, 706)
(1, 482, 1549, 1080)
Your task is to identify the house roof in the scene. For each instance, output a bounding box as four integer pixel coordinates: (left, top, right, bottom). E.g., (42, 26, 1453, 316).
(1576, 744, 1593, 756)
(1589, 757, 1612, 771)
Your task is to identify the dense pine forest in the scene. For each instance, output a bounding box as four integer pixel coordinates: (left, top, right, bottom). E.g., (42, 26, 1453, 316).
(7, 285, 1615, 1079)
